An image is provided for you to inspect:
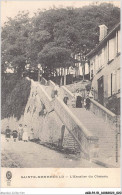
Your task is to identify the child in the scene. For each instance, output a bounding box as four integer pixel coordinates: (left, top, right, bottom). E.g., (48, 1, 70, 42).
(5, 126, 11, 142)
(12, 130, 18, 142)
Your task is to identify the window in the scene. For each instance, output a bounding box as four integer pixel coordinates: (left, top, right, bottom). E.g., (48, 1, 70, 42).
(112, 71, 116, 94)
(101, 48, 104, 67)
(108, 38, 115, 62)
(108, 73, 113, 97)
(108, 71, 118, 97)
(108, 74, 111, 97)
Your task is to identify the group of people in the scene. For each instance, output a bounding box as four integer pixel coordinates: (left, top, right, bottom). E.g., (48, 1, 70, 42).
(5, 124, 34, 142)
(50, 84, 92, 110)
(62, 89, 92, 110)
(75, 89, 92, 110)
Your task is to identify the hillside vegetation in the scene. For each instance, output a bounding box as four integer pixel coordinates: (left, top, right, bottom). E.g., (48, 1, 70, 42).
(2, 75, 31, 120)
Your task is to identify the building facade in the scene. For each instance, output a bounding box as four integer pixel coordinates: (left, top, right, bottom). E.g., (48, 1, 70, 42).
(74, 53, 89, 79)
(87, 23, 120, 113)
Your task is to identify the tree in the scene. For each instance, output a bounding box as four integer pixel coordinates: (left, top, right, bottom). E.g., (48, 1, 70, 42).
(1, 12, 31, 77)
(2, 3, 120, 81)
(38, 42, 72, 85)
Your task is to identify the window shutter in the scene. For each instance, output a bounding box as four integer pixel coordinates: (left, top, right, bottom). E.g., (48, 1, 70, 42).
(108, 74, 111, 97)
(112, 71, 116, 94)
(109, 38, 115, 61)
(117, 69, 120, 92)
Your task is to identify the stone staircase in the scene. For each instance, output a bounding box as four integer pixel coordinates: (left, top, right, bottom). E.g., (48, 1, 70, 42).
(70, 108, 119, 167)
(38, 78, 120, 167)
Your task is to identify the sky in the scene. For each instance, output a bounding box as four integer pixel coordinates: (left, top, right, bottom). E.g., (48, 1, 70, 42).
(1, 0, 121, 26)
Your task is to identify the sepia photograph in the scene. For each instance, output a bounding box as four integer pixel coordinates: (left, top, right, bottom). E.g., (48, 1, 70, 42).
(1, 0, 121, 189)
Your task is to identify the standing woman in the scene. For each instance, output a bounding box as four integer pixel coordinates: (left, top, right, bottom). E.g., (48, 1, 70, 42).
(23, 125, 28, 142)
(86, 96, 91, 110)
(18, 124, 23, 141)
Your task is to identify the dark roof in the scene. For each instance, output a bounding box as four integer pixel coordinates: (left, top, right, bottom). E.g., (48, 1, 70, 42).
(86, 23, 120, 58)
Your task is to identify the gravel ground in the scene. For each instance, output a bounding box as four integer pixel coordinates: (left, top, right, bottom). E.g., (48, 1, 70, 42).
(1, 134, 100, 168)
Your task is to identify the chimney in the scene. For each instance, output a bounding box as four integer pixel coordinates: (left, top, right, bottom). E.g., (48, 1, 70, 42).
(99, 24, 108, 41)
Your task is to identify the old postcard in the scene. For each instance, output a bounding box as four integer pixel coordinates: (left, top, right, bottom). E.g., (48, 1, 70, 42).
(1, 0, 121, 191)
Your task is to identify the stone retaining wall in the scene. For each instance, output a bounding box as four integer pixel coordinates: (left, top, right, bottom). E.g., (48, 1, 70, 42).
(90, 99, 117, 127)
(54, 97, 99, 159)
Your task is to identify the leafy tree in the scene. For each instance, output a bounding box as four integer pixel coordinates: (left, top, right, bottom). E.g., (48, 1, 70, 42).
(1, 12, 31, 77)
(2, 3, 120, 82)
(38, 42, 72, 84)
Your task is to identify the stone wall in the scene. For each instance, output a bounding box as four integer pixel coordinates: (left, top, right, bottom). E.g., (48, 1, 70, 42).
(90, 98, 117, 127)
(1, 78, 81, 154)
(36, 84, 54, 113)
(1, 79, 44, 138)
(54, 97, 99, 158)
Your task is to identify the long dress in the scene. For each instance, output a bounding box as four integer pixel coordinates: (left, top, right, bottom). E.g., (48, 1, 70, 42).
(76, 96, 82, 108)
(18, 127, 23, 140)
(86, 97, 91, 110)
(23, 127, 28, 141)
(5, 128, 11, 138)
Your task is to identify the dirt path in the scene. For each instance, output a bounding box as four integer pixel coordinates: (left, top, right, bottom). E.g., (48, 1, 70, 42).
(1, 134, 100, 168)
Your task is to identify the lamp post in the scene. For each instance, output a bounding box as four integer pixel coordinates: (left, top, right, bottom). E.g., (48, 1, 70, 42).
(38, 64, 42, 82)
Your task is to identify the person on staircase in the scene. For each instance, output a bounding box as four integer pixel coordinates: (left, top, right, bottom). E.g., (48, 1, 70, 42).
(85, 95, 91, 110)
(63, 96, 69, 105)
(51, 84, 59, 98)
(75, 89, 83, 108)
(54, 84, 59, 97)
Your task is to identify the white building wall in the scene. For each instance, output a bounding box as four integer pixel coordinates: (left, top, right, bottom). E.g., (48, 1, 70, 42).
(89, 28, 120, 102)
